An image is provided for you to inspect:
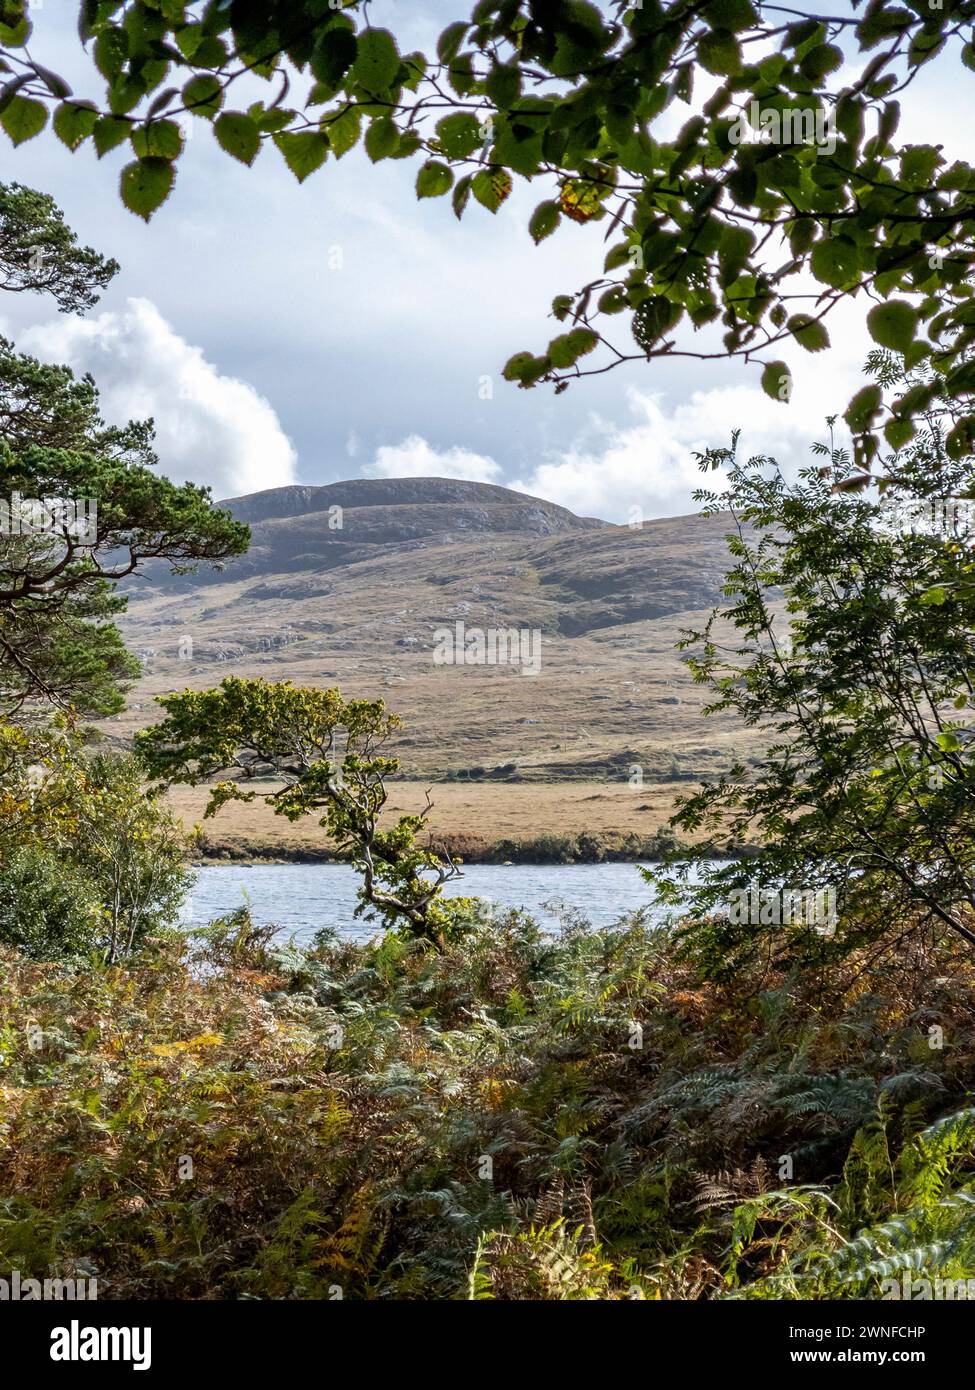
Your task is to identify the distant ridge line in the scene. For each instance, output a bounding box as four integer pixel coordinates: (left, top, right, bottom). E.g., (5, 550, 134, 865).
(218, 476, 608, 528)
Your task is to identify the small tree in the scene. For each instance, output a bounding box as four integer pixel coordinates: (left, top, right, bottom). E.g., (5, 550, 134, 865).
(0, 181, 117, 312)
(138, 677, 465, 944)
(0, 844, 104, 960)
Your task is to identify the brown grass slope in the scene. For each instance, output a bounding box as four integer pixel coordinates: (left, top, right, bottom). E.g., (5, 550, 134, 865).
(110, 479, 762, 853)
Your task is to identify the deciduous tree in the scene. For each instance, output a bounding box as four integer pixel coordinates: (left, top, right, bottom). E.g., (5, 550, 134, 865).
(649, 391, 975, 973)
(5, 2, 975, 452)
(138, 676, 466, 942)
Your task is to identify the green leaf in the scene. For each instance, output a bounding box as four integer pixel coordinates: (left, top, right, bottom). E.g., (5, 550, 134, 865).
(192, 35, 229, 70)
(402, 50, 427, 95)
(0, 76, 31, 118)
(119, 157, 175, 222)
(787, 314, 829, 353)
(94, 30, 127, 82)
(801, 43, 843, 81)
(528, 200, 560, 245)
(435, 112, 480, 159)
(416, 159, 453, 198)
(389, 132, 422, 161)
(0, 13, 29, 47)
(253, 109, 296, 134)
(174, 23, 205, 62)
(501, 351, 549, 387)
(364, 117, 399, 162)
(548, 328, 598, 368)
(699, 29, 742, 77)
(945, 361, 975, 396)
(598, 287, 627, 314)
(471, 169, 512, 213)
(311, 27, 358, 87)
(447, 52, 476, 98)
(93, 114, 131, 158)
(844, 383, 883, 432)
(867, 300, 918, 353)
(131, 119, 183, 161)
(437, 22, 468, 64)
(704, 0, 757, 27)
(182, 74, 222, 117)
(452, 174, 473, 220)
(761, 362, 792, 402)
(323, 105, 360, 158)
(491, 113, 545, 177)
(352, 29, 401, 93)
(53, 101, 98, 151)
(727, 167, 758, 206)
(900, 144, 941, 188)
(884, 417, 915, 450)
(946, 416, 975, 460)
(273, 132, 328, 183)
(214, 111, 260, 166)
(0, 95, 47, 145)
(811, 237, 861, 289)
(632, 297, 683, 352)
(789, 217, 816, 256)
(485, 61, 520, 109)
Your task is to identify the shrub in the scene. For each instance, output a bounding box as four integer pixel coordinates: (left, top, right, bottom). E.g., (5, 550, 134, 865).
(0, 846, 103, 959)
(0, 724, 191, 960)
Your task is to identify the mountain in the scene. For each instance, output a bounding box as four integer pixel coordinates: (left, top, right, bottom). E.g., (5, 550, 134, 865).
(219, 476, 605, 529)
(114, 477, 754, 786)
(151, 478, 606, 585)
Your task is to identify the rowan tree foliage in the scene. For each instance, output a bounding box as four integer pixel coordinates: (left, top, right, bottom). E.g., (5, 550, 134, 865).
(4, 1, 975, 454)
(647, 392, 975, 976)
(137, 677, 467, 943)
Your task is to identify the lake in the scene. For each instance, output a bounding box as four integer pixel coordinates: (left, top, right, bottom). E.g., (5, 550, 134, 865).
(180, 861, 682, 943)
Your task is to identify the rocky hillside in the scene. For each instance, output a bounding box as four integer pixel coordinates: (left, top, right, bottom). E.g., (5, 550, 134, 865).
(115, 478, 756, 783)
(159, 478, 606, 585)
(219, 476, 605, 528)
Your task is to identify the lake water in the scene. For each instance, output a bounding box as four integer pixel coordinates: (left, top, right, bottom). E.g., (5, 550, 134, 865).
(181, 861, 678, 943)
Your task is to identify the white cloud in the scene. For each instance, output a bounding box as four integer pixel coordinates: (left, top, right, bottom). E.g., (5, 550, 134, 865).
(513, 294, 871, 521)
(20, 298, 297, 498)
(512, 383, 842, 522)
(347, 294, 873, 524)
(355, 295, 868, 523)
(367, 433, 502, 483)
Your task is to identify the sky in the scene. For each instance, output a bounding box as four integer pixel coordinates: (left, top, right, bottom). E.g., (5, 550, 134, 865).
(1, 2, 968, 521)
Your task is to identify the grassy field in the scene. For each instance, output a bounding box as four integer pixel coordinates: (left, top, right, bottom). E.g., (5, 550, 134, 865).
(114, 504, 767, 862)
(113, 510, 766, 784)
(165, 778, 715, 862)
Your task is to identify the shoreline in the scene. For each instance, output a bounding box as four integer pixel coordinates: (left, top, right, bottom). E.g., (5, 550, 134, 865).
(189, 837, 747, 867)
(166, 778, 734, 868)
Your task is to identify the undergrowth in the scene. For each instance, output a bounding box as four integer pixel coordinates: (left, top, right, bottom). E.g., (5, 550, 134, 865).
(2, 907, 974, 1299)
